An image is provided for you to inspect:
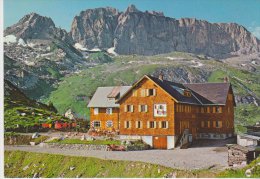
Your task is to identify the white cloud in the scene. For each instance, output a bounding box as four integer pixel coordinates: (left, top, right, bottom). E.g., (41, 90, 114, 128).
(249, 22, 260, 39)
(251, 27, 260, 39)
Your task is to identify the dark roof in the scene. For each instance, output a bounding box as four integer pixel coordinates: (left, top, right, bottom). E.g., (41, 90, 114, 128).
(117, 75, 232, 105)
(147, 75, 201, 105)
(184, 83, 230, 104)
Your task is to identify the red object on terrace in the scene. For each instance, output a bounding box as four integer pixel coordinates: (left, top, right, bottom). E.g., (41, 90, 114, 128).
(71, 123, 77, 127)
(55, 122, 62, 129)
(42, 123, 50, 128)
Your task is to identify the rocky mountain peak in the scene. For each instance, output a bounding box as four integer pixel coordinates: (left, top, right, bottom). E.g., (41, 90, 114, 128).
(4, 13, 73, 44)
(125, 4, 140, 13)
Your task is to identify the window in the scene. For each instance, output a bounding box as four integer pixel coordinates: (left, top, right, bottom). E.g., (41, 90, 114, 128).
(106, 108, 112, 115)
(207, 107, 210, 113)
(125, 121, 131, 129)
(147, 121, 156, 128)
(161, 121, 168, 128)
(94, 108, 99, 115)
(201, 121, 205, 128)
(136, 121, 142, 129)
(216, 106, 222, 113)
(106, 120, 113, 128)
(228, 107, 230, 113)
(147, 89, 156, 96)
(154, 104, 167, 117)
(207, 121, 210, 128)
(212, 107, 216, 113)
(183, 90, 191, 97)
(141, 89, 146, 97)
(132, 89, 138, 97)
(93, 121, 101, 128)
(216, 121, 223, 128)
(125, 105, 134, 112)
(201, 107, 205, 113)
(139, 105, 148, 112)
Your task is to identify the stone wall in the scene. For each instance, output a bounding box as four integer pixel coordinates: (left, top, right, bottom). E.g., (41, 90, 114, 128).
(40, 143, 109, 151)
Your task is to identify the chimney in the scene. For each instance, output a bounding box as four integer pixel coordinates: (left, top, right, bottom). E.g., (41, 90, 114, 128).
(158, 73, 164, 81)
(224, 76, 229, 83)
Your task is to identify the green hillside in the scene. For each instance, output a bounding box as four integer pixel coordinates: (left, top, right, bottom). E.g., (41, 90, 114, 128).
(4, 80, 68, 132)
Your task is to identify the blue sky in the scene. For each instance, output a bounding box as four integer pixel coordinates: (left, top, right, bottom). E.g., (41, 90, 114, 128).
(4, 0, 260, 38)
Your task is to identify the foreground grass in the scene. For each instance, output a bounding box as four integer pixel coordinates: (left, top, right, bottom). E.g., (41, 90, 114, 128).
(4, 151, 218, 178)
(47, 138, 121, 145)
(217, 157, 260, 178)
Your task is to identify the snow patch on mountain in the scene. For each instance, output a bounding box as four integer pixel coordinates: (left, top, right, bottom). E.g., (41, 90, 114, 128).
(107, 47, 118, 56)
(4, 35, 17, 44)
(74, 43, 88, 51)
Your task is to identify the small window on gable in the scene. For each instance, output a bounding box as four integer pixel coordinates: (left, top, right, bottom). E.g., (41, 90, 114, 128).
(146, 89, 156, 96)
(132, 89, 138, 97)
(106, 108, 112, 115)
(94, 108, 99, 115)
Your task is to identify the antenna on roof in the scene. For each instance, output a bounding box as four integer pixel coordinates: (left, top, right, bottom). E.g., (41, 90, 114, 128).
(158, 73, 164, 81)
(223, 76, 229, 83)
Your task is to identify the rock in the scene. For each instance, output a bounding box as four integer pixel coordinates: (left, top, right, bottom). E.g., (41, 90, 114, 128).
(245, 169, 251, 177)
(81, 135, 86, 141)
(69, 166, 75, 171)
(23, 165, 29, 171)
(70, 5, 260, 58)
(32, 132, 39, 139)
(33, 173, 39, 178)
(164, 172, 177, 178)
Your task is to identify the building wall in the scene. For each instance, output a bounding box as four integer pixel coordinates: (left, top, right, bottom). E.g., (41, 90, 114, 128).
(173, 87, 235, 139)
(119, 77, 176, 136)
(90, 107, 119, 131)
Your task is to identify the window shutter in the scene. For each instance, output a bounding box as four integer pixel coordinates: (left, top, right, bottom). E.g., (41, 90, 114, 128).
(129, 121, 132, 128)
(153, 89, 156, 96)
(147, 121, 150, 128)
(124, 105, 127, 112)
(159, 121, 162, 128)
(146, 89, 149, 96)
(166, 121, 169, 129)
(135, 121, 138, 128)
(141, 121, 143, 129)
(213, 121, 216, 128)
(131, 105, 134, 112)
(154, 121, 157, 128)
(124, 121, 127, 128)
(145, 105, 148, 112)
(138, 105, 141, 112)
(219, 121, 223, 128)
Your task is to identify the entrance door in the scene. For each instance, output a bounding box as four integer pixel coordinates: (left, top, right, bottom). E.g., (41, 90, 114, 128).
(153, 136, 167, 149)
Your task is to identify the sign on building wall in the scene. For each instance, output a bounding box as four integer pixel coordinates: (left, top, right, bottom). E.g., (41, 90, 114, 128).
(154, 104, 167, 117)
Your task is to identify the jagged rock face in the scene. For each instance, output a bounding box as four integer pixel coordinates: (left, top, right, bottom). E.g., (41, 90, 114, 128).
(70, 7, 120, 49)
(70, 5, 260, 58)
(4, 13, 73, 44)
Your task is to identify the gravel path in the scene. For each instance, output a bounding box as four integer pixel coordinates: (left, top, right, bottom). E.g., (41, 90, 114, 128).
(5, 144, 228, 170)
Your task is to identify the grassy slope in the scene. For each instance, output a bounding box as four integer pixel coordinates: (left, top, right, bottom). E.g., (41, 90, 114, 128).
(4, 80, 68, 131)
(217, 157, 260, 178)
(4, 151, 217, 178)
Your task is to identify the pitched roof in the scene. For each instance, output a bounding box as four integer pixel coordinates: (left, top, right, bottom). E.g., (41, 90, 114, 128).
(117, 75, 232, 105)
(87, 86, 131, 108)
(184, 83, 231, 104)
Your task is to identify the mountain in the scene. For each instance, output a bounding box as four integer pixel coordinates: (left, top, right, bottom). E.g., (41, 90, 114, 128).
(4, 13, 88, 99)
(4, 13, 73, 44)
(71, 5, 260, 58)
